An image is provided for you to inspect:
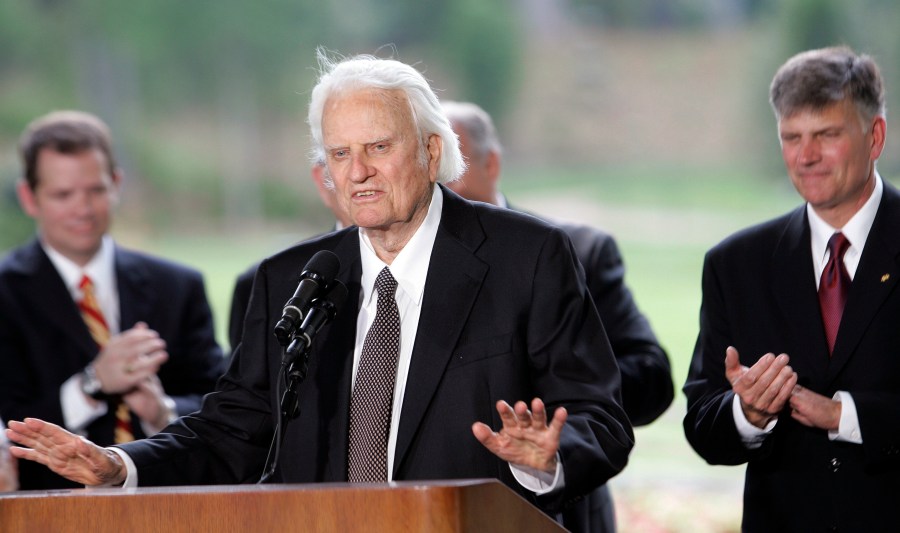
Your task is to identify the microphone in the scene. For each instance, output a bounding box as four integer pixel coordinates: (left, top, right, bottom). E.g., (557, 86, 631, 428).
(273, 250, 341, 346)
(282, 281, 349, 364)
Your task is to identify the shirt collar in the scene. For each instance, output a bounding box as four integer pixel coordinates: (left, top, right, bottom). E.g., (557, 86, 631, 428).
(807, 173, 882, 264)
(42, 235, 116, 298)
(358, 185, 443, 307)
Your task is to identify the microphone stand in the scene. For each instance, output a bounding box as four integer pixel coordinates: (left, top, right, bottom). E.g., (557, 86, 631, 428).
(280, 336, 313, 419)
(257, 281, 346, 484)
(258, 336, 312, 484)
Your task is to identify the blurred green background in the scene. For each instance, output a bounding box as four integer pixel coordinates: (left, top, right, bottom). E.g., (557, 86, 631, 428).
(3, 0, 900, 530)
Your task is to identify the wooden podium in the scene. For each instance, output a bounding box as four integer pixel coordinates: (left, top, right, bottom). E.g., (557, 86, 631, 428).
(0, 479, 565, 532)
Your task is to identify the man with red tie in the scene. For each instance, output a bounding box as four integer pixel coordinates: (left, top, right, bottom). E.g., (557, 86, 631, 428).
(0, 111, 225, 489)
(683, 47, 900, 531)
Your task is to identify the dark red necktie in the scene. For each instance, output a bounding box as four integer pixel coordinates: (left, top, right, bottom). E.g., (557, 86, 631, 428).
(818, 233, 851, 355)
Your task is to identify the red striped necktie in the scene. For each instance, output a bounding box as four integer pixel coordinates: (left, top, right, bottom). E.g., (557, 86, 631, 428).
(78, 275, 134, 443)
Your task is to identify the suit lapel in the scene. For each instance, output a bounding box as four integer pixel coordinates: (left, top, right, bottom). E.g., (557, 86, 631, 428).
(393, 187, 488, 477)
(115, 247, 154, 330)
(310, 230, 362, 481)
(16, 240, 98, 362)
(827, 184, 900, 385)
(771, 208, 830, 386)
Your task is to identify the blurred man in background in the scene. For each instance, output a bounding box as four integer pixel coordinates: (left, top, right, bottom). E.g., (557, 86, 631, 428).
(0, 110, 225, 489)
(683, 46, 900, 531)
(443, 100, 673, 532)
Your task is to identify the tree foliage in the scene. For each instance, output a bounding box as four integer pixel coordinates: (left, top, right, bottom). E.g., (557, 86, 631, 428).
(0, 1, 524, 248)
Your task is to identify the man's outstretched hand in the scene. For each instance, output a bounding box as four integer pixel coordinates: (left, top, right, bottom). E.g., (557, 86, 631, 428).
(6, 418, 126, 486)
(472, 397, 566, 474)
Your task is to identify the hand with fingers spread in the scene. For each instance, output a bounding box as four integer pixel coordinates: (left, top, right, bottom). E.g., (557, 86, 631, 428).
(789, 385, 841, 430)
(91, 322, 169, 397)
(725, 346, 797, 428)
(5, 418, 126, 487)
(472, 398, 567, 474)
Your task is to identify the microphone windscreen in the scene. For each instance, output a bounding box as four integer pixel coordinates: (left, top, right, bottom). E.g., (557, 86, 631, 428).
(325, 280, 349, 313)
(304, 250, 341, 282)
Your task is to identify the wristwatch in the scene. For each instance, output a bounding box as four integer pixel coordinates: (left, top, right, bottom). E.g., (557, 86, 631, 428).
(79, 365, 105, 399)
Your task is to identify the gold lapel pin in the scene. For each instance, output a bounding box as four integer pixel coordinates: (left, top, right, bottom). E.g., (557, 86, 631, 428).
(881, 273, 891, 283)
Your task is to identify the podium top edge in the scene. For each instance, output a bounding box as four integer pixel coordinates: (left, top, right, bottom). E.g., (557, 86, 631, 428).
(0, 478, 503, 499)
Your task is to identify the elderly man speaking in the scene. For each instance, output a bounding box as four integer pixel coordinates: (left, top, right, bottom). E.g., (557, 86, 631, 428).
(8, 50, 632, 522)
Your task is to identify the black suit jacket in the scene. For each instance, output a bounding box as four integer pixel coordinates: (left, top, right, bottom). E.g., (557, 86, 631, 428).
(228, 225, 342, 354)
(228, 262, 258, 354)
(555, 222, 673, 533)
(121, 186, 634, 513)
(557, 222, 673, 427)
(228, 206, 668, 532)
(0, 240, 226, 490)
(683, 182, 900, 531)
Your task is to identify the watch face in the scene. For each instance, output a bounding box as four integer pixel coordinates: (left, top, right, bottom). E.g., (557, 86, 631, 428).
(81, 369, 102, 397)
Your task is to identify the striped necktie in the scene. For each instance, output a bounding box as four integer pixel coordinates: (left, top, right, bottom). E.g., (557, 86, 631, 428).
(78, 275, 134, 443)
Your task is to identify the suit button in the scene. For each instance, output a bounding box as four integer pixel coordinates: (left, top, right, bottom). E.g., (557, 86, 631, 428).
(830, 458, 840, 472)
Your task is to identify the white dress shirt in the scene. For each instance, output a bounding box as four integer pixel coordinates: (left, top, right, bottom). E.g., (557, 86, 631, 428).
(353, 186, 443, 478)
(43, 235, 119, 435)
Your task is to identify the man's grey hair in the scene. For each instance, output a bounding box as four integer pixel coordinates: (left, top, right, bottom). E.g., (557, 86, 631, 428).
(770, 46, 886, 125)
(442, 100, 503, 162)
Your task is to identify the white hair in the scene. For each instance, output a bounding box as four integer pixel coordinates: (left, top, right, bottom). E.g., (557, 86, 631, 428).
(307, 48, 465, 184)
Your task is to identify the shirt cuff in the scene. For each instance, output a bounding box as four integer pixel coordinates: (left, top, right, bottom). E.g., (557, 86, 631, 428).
(96, 447, 139, 488)
(139, 396, 178, 436)
(732, 393, 776, 448)
(509, 454, 565, 495)
(61, 373, 107, 434)
(829, 391, 862, 444)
